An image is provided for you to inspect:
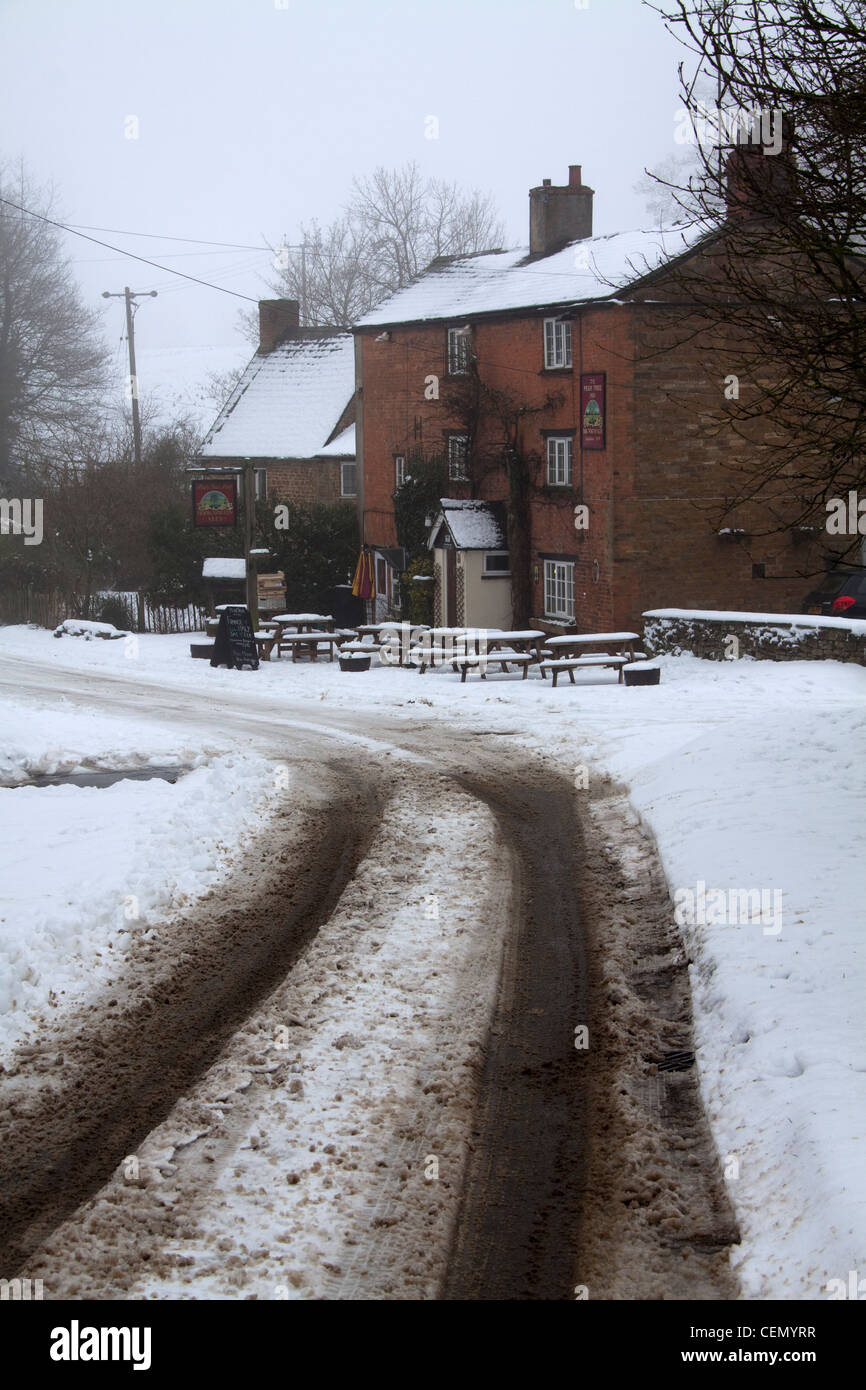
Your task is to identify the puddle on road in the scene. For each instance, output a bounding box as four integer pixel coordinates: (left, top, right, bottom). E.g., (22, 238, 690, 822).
(2, 765, 191, 790)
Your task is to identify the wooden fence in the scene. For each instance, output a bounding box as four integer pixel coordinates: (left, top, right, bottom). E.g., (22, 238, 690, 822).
(0, 586, 207, 635)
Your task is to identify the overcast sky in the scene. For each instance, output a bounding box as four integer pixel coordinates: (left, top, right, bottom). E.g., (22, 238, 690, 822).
(0, 0, 692, 422)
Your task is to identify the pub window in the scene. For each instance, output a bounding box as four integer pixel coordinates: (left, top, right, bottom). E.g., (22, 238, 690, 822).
(546, 436, 573, 486)
(544, 559, 575, 620)
(483, 551, 510, 575)
(544, 317, 572, 369)
(341, 462, 357, 496)
(447, 326, 471, 375)
(448, 435, 470, 480)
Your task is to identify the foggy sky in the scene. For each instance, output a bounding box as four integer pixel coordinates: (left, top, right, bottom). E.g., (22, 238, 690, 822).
(0, 0, 690, 422)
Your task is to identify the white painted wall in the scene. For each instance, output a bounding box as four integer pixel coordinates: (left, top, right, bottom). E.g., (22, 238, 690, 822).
(461, 551, 512, 629)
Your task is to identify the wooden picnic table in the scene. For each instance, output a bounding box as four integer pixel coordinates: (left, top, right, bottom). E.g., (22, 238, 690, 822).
(412, 628, 546, 678)
(545, 630, 640, 659)
(271, 613, 334, 633)
(274, 630, 337, 662)
(256, 615, 337, 661)
(541, 630, 641, 685)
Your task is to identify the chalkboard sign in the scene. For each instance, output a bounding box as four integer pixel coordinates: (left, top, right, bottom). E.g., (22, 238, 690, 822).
(210, 605, 259, 670)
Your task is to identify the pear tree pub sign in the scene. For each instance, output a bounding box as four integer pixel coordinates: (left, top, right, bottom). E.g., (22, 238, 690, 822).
(580, 373, 606, 451)
(192, 478, 237, 527)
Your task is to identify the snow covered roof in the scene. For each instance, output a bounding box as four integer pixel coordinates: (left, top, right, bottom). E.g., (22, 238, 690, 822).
(357, 226, 705, 328)
(202, 557, 246, 580)
(315, 423, 356, 458)
(199, 334, 355, 460)
(429, 498, 507, 551)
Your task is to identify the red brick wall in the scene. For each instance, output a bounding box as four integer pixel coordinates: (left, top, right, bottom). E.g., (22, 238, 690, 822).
(358, 293, 823, 635)
(204, 456, 349, 508)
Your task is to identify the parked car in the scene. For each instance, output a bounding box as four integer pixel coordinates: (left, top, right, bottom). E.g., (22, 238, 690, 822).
(802, 567, 866, 618)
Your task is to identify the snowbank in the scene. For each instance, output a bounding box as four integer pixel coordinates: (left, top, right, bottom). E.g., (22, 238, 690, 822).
(0, 698, 279, 1051)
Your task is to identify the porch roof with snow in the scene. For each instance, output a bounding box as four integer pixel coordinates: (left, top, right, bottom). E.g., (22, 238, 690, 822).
(356, 226, 705, 329)
(202, 557, 246, 581)
(428, 499, 508, 551)
(199, 334, 355, 461)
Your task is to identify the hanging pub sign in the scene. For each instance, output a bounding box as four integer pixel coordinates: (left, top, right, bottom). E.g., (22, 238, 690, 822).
(580, 373, 606, 451)
(192, 477, 237, 527)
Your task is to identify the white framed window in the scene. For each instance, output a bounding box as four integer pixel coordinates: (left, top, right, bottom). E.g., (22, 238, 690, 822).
(544, 559, 575, 620)
(546, 436, 573, 486)
(254, 468, 267, 501)
(395, 454, 407, 487)
(447, 325, 471, 375)
(448, 434, 470, 480)
(483, 551, 510, 576)
(543, 317, 572, 369)
(341, 461, 357, 496)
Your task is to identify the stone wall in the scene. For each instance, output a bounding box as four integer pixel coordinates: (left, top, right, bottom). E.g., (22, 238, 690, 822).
(643, 609, 866, 664)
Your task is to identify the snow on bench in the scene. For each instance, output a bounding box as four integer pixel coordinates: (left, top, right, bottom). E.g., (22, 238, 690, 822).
(409, 646, 535, 680)
(539, 654, 628, 687)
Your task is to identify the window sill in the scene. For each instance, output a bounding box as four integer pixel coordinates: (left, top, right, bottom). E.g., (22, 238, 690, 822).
(541, 366, 573, 375)
(481, 572, 511, 579)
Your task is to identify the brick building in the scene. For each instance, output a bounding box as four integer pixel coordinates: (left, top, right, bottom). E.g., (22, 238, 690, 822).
(353, 164, 827, 634)
(199, 299, 356, 507)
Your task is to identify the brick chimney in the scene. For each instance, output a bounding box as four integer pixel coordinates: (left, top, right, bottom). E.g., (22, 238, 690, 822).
(725, 116, 795, 221)
(258, 298, 300, 353)
(529, 165, 594, 257)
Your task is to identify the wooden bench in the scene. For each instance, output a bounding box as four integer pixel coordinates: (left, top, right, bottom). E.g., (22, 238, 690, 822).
(539, 654, 629, 687)
(410, 646, 535, 680)
(276, 631, 336, 662)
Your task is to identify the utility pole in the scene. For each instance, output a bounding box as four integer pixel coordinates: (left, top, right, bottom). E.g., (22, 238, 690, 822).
(102, 286, 157, 465)
(243, 459, 259, 631)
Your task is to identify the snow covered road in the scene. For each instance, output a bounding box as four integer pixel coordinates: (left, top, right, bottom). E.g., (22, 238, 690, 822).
(0, 647, 736, 1299)
(1, 630, 863, 1299)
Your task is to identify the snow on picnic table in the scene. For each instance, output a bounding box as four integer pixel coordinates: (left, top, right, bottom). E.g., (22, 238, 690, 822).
(0, 623, 863, 1298)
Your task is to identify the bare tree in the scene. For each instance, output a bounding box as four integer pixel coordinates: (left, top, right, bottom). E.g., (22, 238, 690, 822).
(270, 162, 506, 326)
(634, 151, 701, 227)
(646, 0, 866, 565)
(0, 162, 109, 485)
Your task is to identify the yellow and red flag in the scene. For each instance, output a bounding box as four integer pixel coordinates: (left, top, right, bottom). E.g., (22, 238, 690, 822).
(351, 549, 375, 599)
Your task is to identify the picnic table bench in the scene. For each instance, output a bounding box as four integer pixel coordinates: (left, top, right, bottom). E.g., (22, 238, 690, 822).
(275, 631, 337, 662)
(539, 654, 629, 686)
(253, 613, 336, 660)
(540, 630, 640, 685)
(410, 629, 545, 679)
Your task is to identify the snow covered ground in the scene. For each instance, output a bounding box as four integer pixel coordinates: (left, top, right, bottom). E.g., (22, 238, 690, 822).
(0, 622, 863, 1299)
(0, 690, 279, 1052)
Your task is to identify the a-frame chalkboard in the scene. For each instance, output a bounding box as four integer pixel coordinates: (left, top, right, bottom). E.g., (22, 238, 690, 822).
(210, 605, 259, 670)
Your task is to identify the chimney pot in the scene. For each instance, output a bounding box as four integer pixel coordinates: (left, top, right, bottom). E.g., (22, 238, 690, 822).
(542, 178, 552, 187)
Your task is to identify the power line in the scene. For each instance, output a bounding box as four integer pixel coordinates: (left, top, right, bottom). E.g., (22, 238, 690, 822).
(67, 223, 269, 250)
(72, 247, 274, 263)
(0, 195, 259, 302)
